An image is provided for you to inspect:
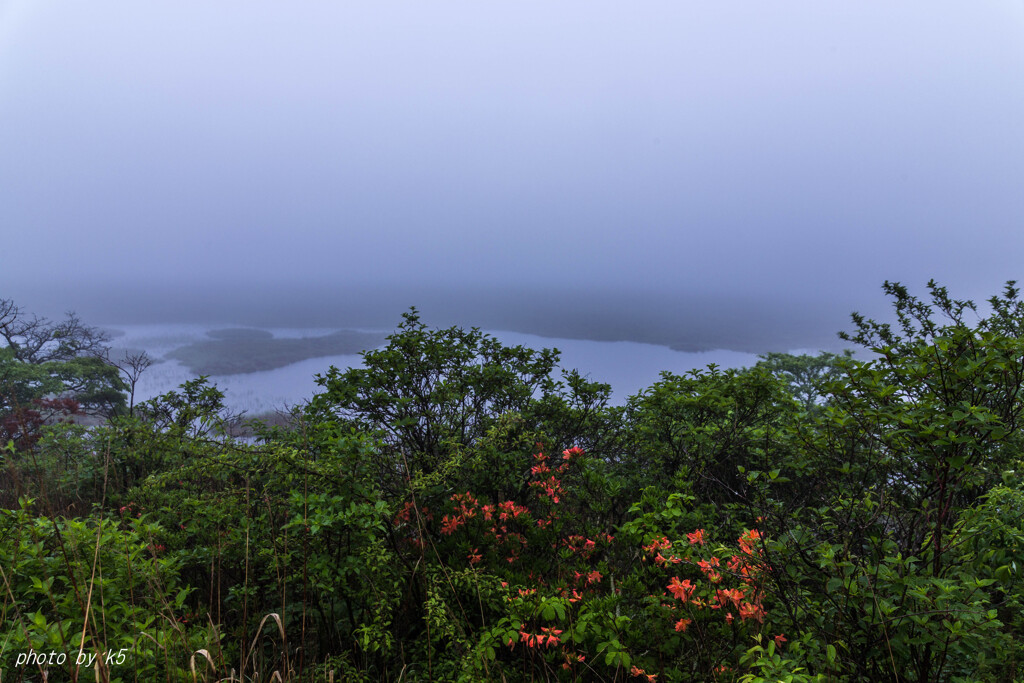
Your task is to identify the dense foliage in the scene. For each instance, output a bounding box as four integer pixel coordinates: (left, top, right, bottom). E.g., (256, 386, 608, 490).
(3, 281, 1024, 681)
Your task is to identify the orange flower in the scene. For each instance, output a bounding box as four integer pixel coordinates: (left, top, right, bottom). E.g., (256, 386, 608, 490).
(716, 587, 745, 609)
(738, 601, 765, 622)
(667, 577, 695, 602)
(630, 666, 657, 681)
(440, 515, 463, 535)
(674, 618, 692, 632)
(739, 529, 763, 555)
(519, 631, 537, 648)
(643, 536, 671, 554)
(697, 557, 722, 582)
(687, 528, 706, 545)
(540, 627, 563, 647)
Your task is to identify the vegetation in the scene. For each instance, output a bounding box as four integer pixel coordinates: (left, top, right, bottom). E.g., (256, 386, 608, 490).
(1, 298, 126, 451)
(3, 281, 1024, 681)
(166, 328, 387, 375)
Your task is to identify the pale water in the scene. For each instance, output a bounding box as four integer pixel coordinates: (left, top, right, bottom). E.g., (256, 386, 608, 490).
(107, 323, 788, 415)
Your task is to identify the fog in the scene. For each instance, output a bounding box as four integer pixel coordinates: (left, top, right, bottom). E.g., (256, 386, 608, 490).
(3, 1, 1023, 352)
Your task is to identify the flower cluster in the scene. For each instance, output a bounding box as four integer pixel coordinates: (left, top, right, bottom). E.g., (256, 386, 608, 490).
(648, 528, 769, 629)
(513, 626, 562, 649)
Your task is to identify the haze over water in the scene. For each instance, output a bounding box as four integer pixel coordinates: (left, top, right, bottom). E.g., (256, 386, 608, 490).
(103, 320, 773, 415)
(3, 1, 1022, 414)
(3, 2, 1022, 344)
(22, 282, 853, 354)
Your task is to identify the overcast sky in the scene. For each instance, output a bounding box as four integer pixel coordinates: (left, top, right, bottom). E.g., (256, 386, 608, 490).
(2, 2, 1023, 346)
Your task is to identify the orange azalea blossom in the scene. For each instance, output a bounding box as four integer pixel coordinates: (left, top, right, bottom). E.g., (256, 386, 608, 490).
(563, 446, 584, 459)
(687, 528, 706, 545)
(540, 627, 563, 647)
(529, 475, 563, 503)
(738, 601, 765, 622)
(497, 500, 528, 520)
(738, 529, 763, 555)
(440, 515, 463, 535)
(562, 651, 586, 670)
(716, 587, 745, 609)
(774, 634, 787, 647)
(654, 552, 682, 566)
(587, 570, 602, 584)
(393, 501, 416, 525)
(519, 631, 538, 648)
(674, 618, 692, 632)
(643, 536, 672, 554)
(467, 548, 482, 565)
(450, 492, 478, 515)
(697, 556, 723, 582)
(630, 666, 657, 681)
(667, 577, 696, 602)
(563, 535, 598, 557)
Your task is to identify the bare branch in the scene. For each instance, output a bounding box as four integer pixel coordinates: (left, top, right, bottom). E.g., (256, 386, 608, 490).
(0, 299, 110, 364)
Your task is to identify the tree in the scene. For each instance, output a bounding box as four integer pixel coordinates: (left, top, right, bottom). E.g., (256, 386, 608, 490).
(111, 350, 154, 417)
(748, 280, 1024, 681)
(624, 364, 797, 507)
(0, 298, 126, 448)
(834, 280, 1024, 561)
(754, 350, 853, 413)
(310, 309, 561, 487)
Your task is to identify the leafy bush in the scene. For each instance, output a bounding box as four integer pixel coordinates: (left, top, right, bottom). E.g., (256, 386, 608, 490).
(0, 499, 202, 682)
(6, 281, 1024, 681)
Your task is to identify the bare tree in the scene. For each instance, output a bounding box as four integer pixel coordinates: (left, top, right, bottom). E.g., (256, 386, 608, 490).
(111, 350, 155, 416)
(0, 298, 110, 364)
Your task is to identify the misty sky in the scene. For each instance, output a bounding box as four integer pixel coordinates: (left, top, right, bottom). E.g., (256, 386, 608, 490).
(2, 2, 1023, 348)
